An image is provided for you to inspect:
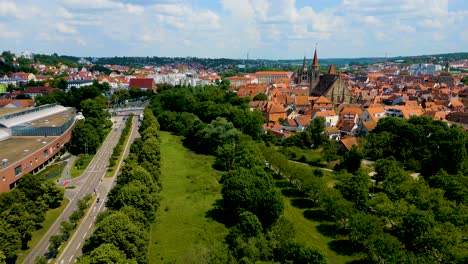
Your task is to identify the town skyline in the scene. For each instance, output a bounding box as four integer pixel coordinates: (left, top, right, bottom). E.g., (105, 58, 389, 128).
(1, 0, 467, 59)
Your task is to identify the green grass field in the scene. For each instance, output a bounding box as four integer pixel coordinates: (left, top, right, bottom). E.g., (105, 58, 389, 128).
(15, 198, 70, 264)
(70, 154, 94, 178)
(282, 194, 363, 264)
(147, 131, 228, 263)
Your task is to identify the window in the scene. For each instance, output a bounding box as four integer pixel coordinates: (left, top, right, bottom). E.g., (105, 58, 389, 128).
(44, 149, 49, 157)
(15, 165, 22, 176)
(2, 177, 5, 182)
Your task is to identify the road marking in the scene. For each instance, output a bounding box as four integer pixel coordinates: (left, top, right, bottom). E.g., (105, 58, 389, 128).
(88, 223, 92, 229)
(75, 242, 81, 250)
(92, 206, 96, 212)
(69, 255, 74, 262)
(83, 232, 87, 239)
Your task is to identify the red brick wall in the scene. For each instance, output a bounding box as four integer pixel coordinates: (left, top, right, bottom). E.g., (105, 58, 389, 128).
(0, 122, 74, 192)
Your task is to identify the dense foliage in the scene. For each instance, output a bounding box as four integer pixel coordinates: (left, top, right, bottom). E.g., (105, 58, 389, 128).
(0, 174, 63, 263)
(150, 85, 328, 263)
(79, 108, 161, 263)
(150, 83, 468, 263)
(365, 116, 468, 176)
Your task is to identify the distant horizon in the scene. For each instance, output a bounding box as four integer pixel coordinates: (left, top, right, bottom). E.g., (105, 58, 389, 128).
(1, 1, 466, 59)
(6, 50, 468, 62)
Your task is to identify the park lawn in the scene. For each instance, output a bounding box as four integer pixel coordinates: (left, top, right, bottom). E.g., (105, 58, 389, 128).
(282, 196, 363, 264)
(70, 154, 94, 178)
(147, 131, 228, 263)
(15, 198, 70, 264)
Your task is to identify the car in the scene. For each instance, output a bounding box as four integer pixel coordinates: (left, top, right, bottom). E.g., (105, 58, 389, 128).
(96, 197, 100, 203)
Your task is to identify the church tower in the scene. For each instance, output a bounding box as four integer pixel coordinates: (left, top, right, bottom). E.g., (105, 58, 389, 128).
(310, 48, 320, 90)
(299, 56, 309, 84)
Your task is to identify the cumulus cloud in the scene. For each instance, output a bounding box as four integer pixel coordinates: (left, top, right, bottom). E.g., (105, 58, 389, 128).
(56, 23, 77, 34)
(0, 0, 465, 58)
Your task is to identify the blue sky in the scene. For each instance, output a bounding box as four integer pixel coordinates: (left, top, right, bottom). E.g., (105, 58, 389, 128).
(0, 0, 466, 59)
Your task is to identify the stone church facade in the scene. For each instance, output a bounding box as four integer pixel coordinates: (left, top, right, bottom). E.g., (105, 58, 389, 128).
(296, 49, 353, 105)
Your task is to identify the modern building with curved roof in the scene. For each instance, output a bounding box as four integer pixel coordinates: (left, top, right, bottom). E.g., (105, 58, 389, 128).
(0, 104, 76, 192)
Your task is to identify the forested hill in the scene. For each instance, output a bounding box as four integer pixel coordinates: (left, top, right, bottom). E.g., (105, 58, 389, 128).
(0, 51, 79, 74)
(92, 56, 243, 68)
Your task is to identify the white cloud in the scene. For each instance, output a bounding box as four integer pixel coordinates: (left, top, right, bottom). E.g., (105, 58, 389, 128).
(57, 7, 74, 19)
(0, 0, 465, 58)
(0, 1, 19, 17)
(0, 23, 19, 39)
(62, 0, 116, 9)
(56, 23, 77, 34)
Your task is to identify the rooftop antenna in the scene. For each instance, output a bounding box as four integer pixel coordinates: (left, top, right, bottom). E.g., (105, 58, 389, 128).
(385, 52, 388, 64)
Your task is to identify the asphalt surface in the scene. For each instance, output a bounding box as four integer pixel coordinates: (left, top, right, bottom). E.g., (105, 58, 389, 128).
(24, 114, 140, 264)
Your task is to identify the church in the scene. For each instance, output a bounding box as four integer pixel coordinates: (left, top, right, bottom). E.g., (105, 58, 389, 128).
(295, 49, 352, 105)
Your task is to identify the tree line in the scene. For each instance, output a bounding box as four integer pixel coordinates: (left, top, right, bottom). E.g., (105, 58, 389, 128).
(263, 118, 468, 263)
(0, 174, 63, 263)
(77, 108, 161, 263)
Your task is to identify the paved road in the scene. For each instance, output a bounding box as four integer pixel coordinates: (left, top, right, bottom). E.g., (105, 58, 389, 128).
(56, 115, 141, 263)
(24, 116, 129, 264)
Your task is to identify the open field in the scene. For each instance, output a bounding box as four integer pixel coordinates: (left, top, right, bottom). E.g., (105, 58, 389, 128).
(147, 131, 228, 263)
(15, 198, 70, 264)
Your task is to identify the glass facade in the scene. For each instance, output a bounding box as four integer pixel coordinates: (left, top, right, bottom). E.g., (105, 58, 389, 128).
(11, 116, 75, 136)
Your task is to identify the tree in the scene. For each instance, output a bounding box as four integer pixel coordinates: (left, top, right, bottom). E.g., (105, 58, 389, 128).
(110, 89, 130, 106)
(60, 221, 74, 241)
(339, 146, 363, 173)
(234, 211, 263, 238)
(83, 211, 148, 263)
(222, 169, 284, 227)
(198, 117, 241, 154)
(106, 180, 158, 222)
(365, 233, 404, 264)
(48, 235, 63, 257)
(69, 120, 101, 154)
(276, 242, 327, 264)
(336, 170, 370, 208)
(0, 219, 21, 261)
(252, 93, 268, 101)
(78, 243, 137, 264)
(348, 212, 383, 249)
(308, 117, 326, 148)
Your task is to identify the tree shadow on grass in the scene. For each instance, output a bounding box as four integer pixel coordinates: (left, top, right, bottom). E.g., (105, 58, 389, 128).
(328, 239, 357, 256)
(303, 209, 329, 222)
(316, 223, 339, 238)
(275, 180, 290, 189)
(205, 199, 226, 225)
(290, 198, 315, 209)
(345, 259, 373, 264)
(281, 188, 303, 197)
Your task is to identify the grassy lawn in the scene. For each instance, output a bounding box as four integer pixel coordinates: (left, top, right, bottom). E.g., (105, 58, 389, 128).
(70, 154, 94, 178)
(147, 131, 228, 263)
(15, 198, 70, 264)
(282, 194, 363, 264)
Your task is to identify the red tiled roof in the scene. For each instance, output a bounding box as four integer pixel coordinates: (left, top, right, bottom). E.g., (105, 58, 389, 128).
(340, 136, 359, 151)
(129, 78, 155, 90)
